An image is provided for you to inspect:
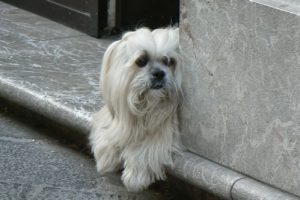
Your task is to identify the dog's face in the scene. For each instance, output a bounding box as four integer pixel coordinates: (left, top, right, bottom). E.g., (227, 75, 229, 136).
(131, 49, 176, 90)
(101, 28, 182, 116)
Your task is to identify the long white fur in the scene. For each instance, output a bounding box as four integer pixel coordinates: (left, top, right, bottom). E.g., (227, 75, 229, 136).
(89, 27, 183, 192)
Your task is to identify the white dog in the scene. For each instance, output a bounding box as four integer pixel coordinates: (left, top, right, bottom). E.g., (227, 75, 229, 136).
(89, 27, 183, 192)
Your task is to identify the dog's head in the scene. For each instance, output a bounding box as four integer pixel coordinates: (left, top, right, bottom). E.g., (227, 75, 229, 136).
(101, 27, 182, 116)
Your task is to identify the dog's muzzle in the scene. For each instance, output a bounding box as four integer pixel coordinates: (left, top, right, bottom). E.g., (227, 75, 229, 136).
(150, 69, 165, 89)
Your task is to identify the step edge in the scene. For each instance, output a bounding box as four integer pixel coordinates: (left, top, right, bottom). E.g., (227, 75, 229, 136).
(0, 77, 90, 133)
(251, 0, 300, 17)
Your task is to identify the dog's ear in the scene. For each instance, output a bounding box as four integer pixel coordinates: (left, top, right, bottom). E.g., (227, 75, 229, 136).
(101, 41, 119, 84)
(100, 40, 120, 116)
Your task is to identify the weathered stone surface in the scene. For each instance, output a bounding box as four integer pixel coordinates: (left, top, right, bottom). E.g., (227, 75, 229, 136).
(180, 0, 300, 196)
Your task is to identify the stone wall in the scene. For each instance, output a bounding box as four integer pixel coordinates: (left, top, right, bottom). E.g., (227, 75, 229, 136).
(179, 0, 300, 197)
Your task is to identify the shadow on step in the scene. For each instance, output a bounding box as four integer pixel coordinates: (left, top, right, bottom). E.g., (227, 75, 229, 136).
(0, 97, 91, 155)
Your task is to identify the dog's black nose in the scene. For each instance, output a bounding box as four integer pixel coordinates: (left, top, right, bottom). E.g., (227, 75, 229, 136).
(152, 69, 165, 80)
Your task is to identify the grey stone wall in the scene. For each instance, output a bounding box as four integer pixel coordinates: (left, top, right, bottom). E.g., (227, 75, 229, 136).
(179, 0, 300, 197)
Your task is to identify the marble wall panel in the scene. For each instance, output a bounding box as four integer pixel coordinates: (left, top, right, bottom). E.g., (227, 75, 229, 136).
(180, 0, 300, 196)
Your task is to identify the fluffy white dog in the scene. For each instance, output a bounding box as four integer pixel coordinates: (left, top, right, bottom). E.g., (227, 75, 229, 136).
(89, 27, 183, 192)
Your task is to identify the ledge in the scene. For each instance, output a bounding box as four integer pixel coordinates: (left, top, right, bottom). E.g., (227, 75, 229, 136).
(168, 152, 300, 200)
(232, 178, 300, 200)
(0, 77, 90, 134)
(167, 152, 244, 199)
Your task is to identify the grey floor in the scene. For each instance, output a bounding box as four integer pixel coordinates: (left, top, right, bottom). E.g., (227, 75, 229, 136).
(0, 105, 161, 200)
(0, 2, 164, 199)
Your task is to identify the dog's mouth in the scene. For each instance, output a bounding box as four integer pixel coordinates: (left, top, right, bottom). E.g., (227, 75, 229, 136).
(150, 81, 164, 90)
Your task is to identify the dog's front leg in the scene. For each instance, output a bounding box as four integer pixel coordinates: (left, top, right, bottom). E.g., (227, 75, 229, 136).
(93, 142, 121, 174)
(121, 141, 168, 192)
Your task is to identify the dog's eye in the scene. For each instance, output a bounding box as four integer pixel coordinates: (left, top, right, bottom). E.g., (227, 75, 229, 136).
(136, 55, 149, 67)
(169, 57, 176, 66)
(162, 56, 176, 67)
(162, 56, 169, 66)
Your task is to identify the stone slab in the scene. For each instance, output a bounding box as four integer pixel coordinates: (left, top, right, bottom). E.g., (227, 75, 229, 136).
(180, 0, 300, 196)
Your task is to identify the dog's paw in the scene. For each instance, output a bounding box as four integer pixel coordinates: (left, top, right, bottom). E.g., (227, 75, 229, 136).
(121, 168, 155, 192)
